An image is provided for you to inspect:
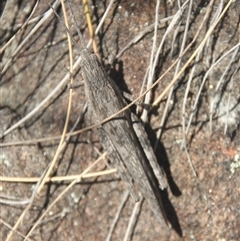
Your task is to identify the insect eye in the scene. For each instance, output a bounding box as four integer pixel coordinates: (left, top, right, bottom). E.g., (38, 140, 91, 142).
(81, 60, 85, 66)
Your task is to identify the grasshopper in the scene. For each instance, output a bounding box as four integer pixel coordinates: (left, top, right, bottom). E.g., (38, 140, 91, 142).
(58, 1, 169, 227)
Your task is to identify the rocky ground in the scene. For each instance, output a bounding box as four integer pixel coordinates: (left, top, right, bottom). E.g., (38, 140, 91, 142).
(1, 0, 240, 240)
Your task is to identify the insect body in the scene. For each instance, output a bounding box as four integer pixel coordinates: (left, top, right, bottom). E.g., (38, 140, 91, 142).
(80, 48, 168, 227)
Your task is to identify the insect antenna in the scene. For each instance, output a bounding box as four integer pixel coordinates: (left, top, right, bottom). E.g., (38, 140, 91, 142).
(67, 0, 88, 50)
(50, 3, 84, 53)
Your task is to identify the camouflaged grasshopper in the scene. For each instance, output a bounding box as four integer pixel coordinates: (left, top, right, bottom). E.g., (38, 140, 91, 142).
(56, 1, 169, 226)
